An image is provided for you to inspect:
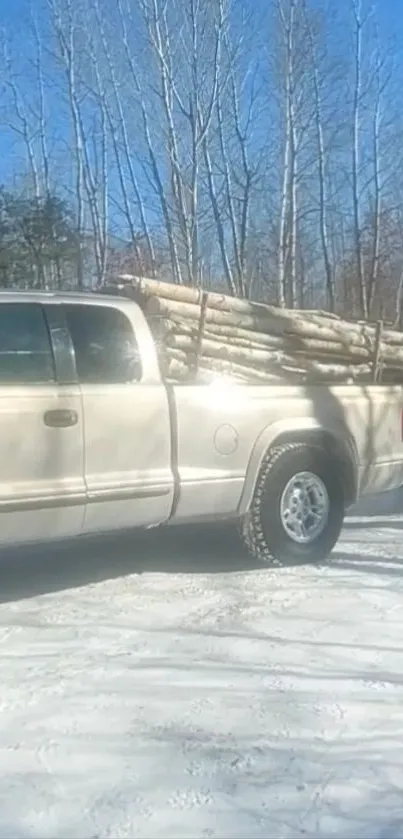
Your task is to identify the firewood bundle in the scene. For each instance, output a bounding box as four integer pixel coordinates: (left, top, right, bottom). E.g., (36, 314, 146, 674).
(112, 276, 403, 385)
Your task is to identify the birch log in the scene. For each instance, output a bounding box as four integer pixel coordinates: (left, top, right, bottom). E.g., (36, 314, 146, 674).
(121, 274, 403, 346)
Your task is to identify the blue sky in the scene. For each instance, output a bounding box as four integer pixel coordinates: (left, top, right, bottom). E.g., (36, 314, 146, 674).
(1, 0, 403, 207)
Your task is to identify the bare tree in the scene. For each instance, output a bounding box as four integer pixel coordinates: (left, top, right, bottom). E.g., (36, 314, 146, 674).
(351, 0, 367, 317)
(31, 12, 51, 198)
(2, 40, 41, 201)
(136, 0, 228, 286)
(48, 0, 86, 287)
(275, 0, 305, 309)
(90, 0, 156, 275)
(212, 25, 262, 298)
(116, 0, 183, 284)
(367, 46, 390, 316)
(303, 1, 334, 311)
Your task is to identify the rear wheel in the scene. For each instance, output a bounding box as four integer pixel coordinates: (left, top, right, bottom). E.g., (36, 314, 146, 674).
(241, 442, 345, 566)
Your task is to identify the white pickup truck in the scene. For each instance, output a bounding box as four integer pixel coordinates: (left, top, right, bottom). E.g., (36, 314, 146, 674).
(1, 289, 403, 565)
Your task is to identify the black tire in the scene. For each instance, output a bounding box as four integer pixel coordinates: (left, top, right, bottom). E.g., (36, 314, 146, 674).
(240, 442, 345, 566)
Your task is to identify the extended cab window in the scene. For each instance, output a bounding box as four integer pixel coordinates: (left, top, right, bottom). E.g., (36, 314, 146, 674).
(0, 303, 55, 384)
(64, 304, 142, 384)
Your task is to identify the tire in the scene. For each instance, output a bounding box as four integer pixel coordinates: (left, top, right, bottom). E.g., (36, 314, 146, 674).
(240, 442, 345, 566)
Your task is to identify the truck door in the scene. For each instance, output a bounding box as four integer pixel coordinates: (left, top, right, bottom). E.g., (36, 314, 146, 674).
(63, 302, 174, 534)
(0, 302, 85, 546)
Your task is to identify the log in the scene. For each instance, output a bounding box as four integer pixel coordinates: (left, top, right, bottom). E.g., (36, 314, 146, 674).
(146, 294, 403, 351)
(130, 278, 403, 384)
(147, 296, 354, 344)
(166, 333, 376, 371)
(195, 357, 290, 383)
(164, 342, 371, 382)
(277, 356, 373, 379)
(162, 317, 403, 365)
(165, 358, 191, 380)
(120, 275, 352, 330)
(163, 347, 292, 383)
(154, 310, 403, 374)
(146, 295, 285, 333)
(121, 275, 279, 318)
(291, 310, 403, 347)
(161, 318, 287, 349)
(292, 309, 341, 320)
(161, 318, 369, 357)
(115, 273, 403, 350)
(171, 330, 283, 353)
(163, 347, 380, 385)
(125, 274, 403, 346)
(166, 333, 288, 367)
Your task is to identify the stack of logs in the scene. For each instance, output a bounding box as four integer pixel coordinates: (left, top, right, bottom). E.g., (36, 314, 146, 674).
(110, 276, 403, 385)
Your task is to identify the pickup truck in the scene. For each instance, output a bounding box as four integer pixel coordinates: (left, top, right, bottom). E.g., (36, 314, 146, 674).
(1, 289, 402, 565)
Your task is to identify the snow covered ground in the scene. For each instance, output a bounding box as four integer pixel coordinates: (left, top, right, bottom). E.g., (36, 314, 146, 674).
(1, 493, 403, 839)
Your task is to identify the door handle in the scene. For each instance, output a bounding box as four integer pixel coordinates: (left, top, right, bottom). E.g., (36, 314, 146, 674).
(44, 409, 78, 428)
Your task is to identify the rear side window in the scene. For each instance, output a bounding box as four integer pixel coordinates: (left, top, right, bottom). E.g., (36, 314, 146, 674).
(0, 303, 55, 384)
(64, 304, 142, 384)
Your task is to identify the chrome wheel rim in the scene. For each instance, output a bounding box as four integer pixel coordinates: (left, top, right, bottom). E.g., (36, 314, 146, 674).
(280, 471, 329, 544)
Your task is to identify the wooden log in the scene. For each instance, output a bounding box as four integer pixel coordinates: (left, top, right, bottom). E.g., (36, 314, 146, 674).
(196, 357, 290, 383)
(163, 347, 291, 383)
(162, 318, 287, 349)
(121, 275, 277, 318)
(165, 322, 403, 366)
(117, 273, 403, 348)
(128, 274, 403, 345)
(164, 347, 378, 385)
(164, 342, 370, 382)
(173, 316, 403, 363)
(147, 296, 355, 344)
(148, 296, 403, 382)
(292, 309, 341, 320)
(270, 354, 374, 380)
(165, 358, 191, 380)
(166, 333, 286, 367)
(293, 311, 403, 347)
(120, 275, 352, 330)
(146, 295, 285, 333)
(166, 333, 372, 372)
(162, 318, 371, 357)
(158, 313, 403, 376)
(170, 331, 282, 354)
(146, 294, 403, 350)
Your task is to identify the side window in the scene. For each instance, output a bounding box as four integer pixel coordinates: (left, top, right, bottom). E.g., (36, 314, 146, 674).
(0, 303, 55, 384)
(64, 304, 142, 384)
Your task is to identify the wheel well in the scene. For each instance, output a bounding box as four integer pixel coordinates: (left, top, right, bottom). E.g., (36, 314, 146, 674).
(265, 430, 358, 506)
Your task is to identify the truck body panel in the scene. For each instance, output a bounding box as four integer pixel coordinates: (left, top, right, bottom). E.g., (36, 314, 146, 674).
(0, 288, 401, 552)
(171, 380, 403, 522)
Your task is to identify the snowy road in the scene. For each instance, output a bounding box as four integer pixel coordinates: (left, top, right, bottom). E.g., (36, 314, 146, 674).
(1, 494, 403, 838)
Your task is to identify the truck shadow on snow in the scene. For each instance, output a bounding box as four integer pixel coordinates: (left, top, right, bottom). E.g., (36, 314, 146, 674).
(0, 524, 265, 604)
(1, 503, 403, 605)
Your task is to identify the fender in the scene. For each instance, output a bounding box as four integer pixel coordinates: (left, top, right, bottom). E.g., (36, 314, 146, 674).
(237, 417, 359, 515)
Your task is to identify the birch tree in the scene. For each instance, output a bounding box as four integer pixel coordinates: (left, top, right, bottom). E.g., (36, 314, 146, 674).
(47, 0, 86, 286)
(136, 0, 229, 286)
(275, 0, 315, 309)
(116, 0, 183, 283)
(351, 0, 367, 317)
(303, 1, 334, 311)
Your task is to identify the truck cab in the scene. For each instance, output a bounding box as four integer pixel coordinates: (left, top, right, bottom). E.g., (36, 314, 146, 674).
(0, 291, 174, 546)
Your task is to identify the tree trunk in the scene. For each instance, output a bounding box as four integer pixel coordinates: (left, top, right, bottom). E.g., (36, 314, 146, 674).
(145, 293, 403, 347)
